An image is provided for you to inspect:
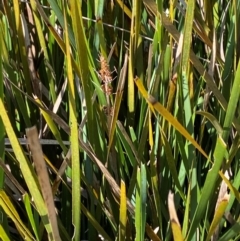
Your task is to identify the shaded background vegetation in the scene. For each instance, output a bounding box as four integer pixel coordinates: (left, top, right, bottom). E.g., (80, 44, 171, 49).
(0, 0, 240, 240)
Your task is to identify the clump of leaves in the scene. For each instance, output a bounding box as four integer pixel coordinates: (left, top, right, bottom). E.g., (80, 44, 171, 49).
(0, 1, 240, 241)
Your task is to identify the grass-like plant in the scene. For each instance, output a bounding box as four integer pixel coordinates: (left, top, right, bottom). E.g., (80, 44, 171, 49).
(0, 0, 240, 240)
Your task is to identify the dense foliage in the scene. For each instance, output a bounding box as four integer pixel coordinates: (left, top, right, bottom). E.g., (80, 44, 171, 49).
(0, 0, 240, 241)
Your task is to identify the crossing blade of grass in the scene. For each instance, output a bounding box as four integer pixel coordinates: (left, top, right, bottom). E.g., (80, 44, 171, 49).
(134, 77, 208, 159)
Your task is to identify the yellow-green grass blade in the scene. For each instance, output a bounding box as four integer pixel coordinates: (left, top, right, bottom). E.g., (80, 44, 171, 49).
(134, 77, 208, 159)
(206, 195, 229, 241)
(0, 17, 10, 66)
(180, 1, 197, 224)
(148, 110, 154, 148)
(222, 61, 240, 142)
(179, 74, 198, 237)
(140, 163, 147, 240)
(171, 222, 184, 241)
(119, 180, 127, 241)
(69, 0, 99, 150)
(135, 167, 141, 241)
(63, 3, 81, 240)
(128, 0, 141, 116)
(95, 0, 104, 17)
(0, 100, 53, 236)
(69, 2, 102, 239)
(0, 45, 9, 238)
(115, 0, 132, 18)
(0, 190, 35, 241)
(186, 137, 227, 240)
(23, 193, 40, 241)
(0, 35, 7, 236)
(135, 163, 147, 241)
(0, 21, 5, 188)
(181, 0, 195, 73)
(233, 4, 238, 72)
(0, 224, 11, 241)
